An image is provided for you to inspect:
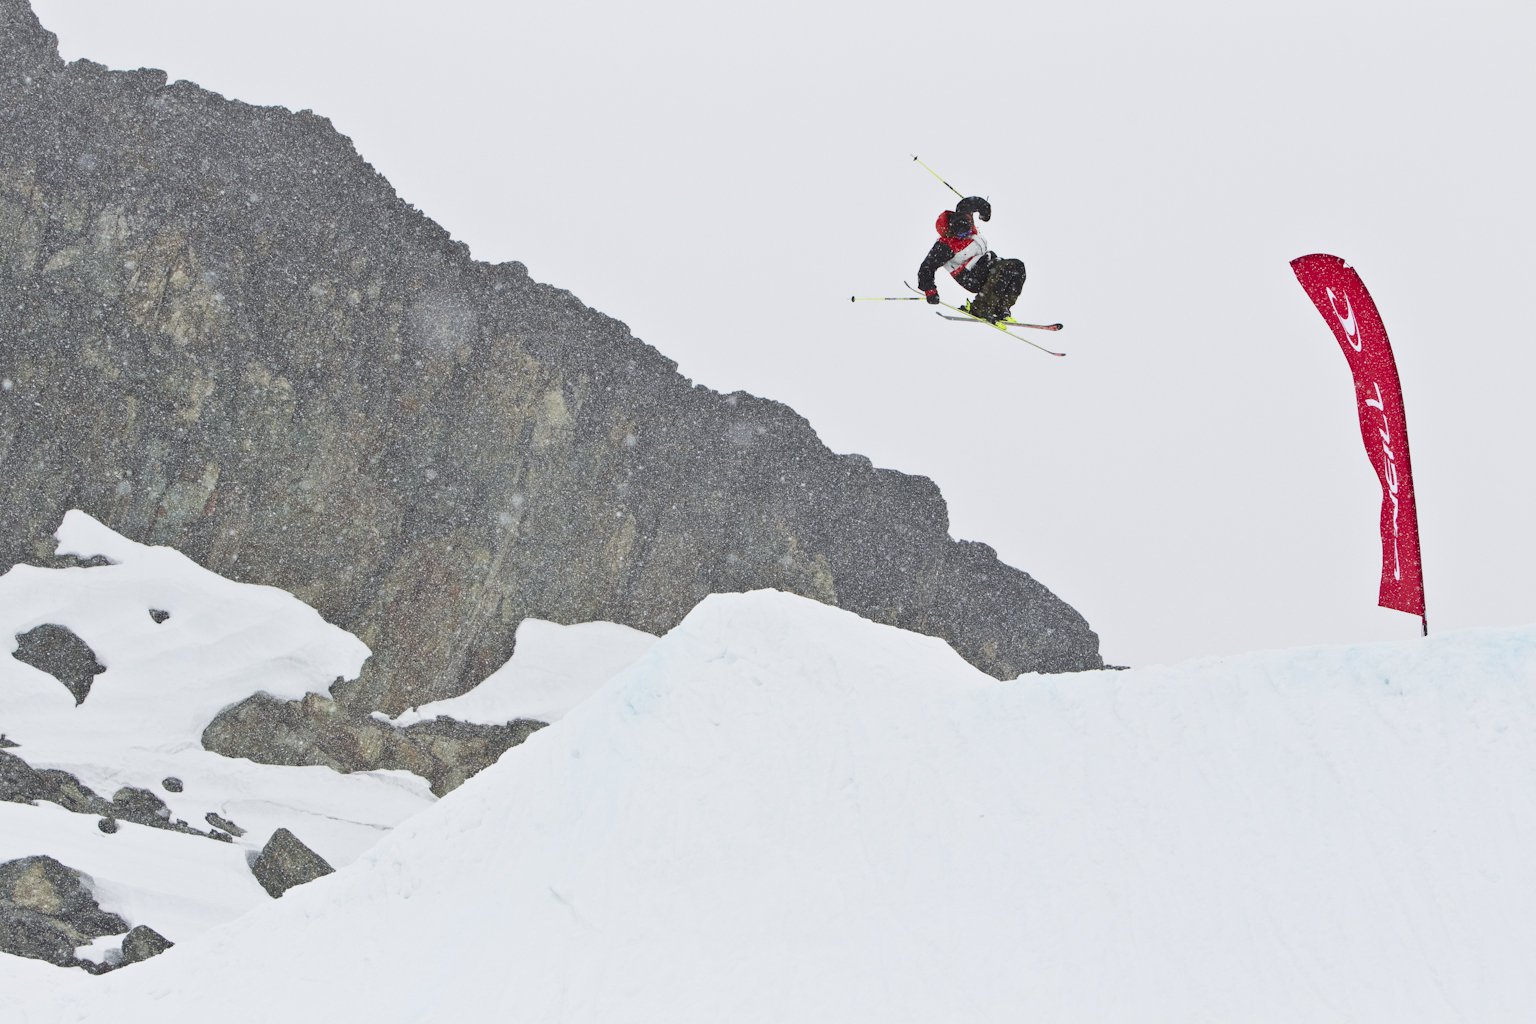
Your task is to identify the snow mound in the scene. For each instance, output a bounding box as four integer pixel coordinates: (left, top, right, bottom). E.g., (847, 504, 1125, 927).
(387, 617, 658, 727)
(29, 589, 1536, 1023)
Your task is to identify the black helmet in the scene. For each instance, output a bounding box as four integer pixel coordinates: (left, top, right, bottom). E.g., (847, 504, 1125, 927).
(944, 210, 975, 238)
(956, 196, 992, 222)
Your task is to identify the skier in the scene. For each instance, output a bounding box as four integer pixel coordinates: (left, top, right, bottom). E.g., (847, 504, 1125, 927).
(916, 196, 1026, 323)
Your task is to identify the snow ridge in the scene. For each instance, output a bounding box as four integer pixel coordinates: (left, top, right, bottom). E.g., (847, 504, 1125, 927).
(22, 589, 1536, 1023)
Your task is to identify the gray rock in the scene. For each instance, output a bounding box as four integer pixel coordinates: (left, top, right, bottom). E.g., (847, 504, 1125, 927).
(149, 609, 171, 624)
(0, 749, 48, 803)
(0, 748, 208, 835)
(10, 624, 105, 705)
(203, 690, 544, 796)
(161, 776, 183, 793)
(0, 734, 17, 748)
(401, 715, 548, 794)
(251, 828, 334, 898)
(0, 0, 1102, 722)
(205, 812, 246, 837)
(1, 752, 116, 820)
(0, 904, 82, 967)
(0, 855, 127, 967)
(116, 924, 173, 966)
(36, 769, 112, 816)
(109, 787, 172, 827)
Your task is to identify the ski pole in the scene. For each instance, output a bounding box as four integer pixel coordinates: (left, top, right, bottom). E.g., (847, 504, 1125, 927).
(851, 295, 924, 302)
(912, 155, 965, 200)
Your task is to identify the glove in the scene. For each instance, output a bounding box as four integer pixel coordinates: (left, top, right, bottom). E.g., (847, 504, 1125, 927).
(924, 289, 940, 305)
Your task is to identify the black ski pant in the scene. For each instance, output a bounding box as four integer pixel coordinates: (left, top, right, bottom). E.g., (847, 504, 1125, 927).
(968, 258, 1026, 320)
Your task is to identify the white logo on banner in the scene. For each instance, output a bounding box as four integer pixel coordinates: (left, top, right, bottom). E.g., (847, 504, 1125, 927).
(1364, 382, 1404, 581)
(1326, 288, 1364, 352)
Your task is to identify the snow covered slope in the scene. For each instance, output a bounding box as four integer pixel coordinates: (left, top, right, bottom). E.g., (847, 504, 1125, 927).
(20, 589, 1536, 1023)
(0, 513, 436, 978)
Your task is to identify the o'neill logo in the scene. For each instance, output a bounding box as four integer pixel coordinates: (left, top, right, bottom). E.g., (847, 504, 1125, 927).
(1365, 384, 1404, 582)
(1326, 287, 1364, 352)
(1327, 286, 1403, 580)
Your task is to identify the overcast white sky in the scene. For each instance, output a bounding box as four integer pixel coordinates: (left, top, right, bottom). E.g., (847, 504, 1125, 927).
(31, 0, 1536, 668)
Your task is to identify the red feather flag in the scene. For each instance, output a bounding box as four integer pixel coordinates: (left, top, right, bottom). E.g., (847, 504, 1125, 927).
(1291, 254, 1427, 633)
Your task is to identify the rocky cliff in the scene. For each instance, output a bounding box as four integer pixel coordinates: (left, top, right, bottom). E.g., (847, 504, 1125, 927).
(0, 0, 1101, 713)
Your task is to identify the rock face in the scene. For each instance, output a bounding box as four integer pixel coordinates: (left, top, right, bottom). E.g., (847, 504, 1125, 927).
(251, 828, 334, 898)
(0, 0, 1102, 716)
(0, 855, 127, 967)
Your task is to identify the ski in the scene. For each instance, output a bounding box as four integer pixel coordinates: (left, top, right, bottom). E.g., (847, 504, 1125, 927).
(936, 312, 1064, 332)
(903, 282, 1067, 357)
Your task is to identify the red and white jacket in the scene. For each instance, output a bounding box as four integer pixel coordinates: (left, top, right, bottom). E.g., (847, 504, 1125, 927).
(916, 211, 996, 294)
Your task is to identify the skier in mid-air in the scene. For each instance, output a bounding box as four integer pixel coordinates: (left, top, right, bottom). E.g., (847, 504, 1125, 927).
(916, 196, 1027, 323)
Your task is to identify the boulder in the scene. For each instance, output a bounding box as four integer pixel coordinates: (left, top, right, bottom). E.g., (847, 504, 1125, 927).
(251, 828, 335, 899)
(1, 752, 116, 819)
(205, 812, 246, 837)
(0, 855, 127, 967)
(115, 924, 174, 967)
(0, 749, 48, 803)
(10, 624, 105, 705)
(35, 769, 112, 816)
(203, 691, 544, 796)
(109, 786, 173, 827)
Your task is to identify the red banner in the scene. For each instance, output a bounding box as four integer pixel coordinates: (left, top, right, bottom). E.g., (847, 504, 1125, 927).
(1290, 254, 1426, 625)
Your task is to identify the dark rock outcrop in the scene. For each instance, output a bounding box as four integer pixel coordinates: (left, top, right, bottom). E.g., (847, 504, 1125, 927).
(203, 691, 544, 796)
(1, 749, 114, 816)
(113, 924, 173, 967)
(10, 624, 105, 704)
(34, 768, 111, 816)
(108, 786, 172, 827)
(0, 749, 48, 802)
(1, 748, 217, 836)
(0, 855, 127, 967)
(205, 811, 245, 837)
(250, 828, 334, 898)
(0, 0, 1102, 718)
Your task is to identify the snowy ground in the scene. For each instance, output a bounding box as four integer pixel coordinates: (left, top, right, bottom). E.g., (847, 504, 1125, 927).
(0, 513, 643, 992)
(10, 586, 1534, 1023)
(0, 513, 437, 974)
